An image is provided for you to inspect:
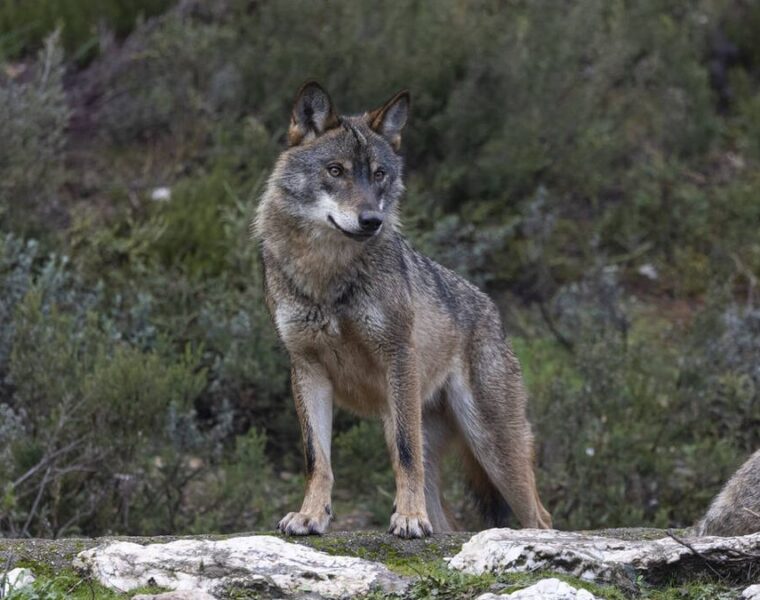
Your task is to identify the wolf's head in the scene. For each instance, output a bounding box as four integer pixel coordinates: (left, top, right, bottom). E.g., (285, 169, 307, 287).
(259, 82, 409, 243)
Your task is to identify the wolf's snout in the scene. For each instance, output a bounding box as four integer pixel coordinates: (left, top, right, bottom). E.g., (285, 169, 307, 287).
(358, 210, 383, 233)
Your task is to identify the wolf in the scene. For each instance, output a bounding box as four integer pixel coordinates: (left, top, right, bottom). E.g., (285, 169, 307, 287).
(696, 449, 760, 537)
(253, 81, 552, 538)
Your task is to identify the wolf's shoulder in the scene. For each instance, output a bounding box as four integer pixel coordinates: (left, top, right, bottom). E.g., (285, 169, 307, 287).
(387, 232, 494, 312)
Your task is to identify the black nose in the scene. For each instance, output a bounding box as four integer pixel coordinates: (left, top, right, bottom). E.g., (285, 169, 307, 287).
(358, 210, 384, 233)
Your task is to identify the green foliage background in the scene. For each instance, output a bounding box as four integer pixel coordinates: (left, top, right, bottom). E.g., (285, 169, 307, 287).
(0, 0, 759, 537)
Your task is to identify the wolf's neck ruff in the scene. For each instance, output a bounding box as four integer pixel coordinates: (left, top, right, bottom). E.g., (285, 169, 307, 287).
(257, 193, 388, 307)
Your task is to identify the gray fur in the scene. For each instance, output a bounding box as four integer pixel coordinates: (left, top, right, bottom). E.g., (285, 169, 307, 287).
(697, 449, 760, 536)
(254, 83, 551, 538)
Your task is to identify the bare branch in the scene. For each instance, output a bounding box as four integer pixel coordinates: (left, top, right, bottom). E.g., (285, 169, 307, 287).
(665, 530, 724, 580)
(21, 466, 52, 538)
(12, 437, 87, 489)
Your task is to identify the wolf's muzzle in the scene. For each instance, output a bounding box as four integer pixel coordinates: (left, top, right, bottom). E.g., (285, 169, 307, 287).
(328, 215, 378, 241)
(358, 210, 384, 234)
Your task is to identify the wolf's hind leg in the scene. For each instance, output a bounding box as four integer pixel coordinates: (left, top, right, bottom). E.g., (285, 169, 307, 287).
(278, 361, 334, 536)
(448, 344, 552, 529)
(422, 403, 457, 532)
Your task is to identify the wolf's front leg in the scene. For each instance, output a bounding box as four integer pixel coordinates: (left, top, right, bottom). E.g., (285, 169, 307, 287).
(383, 350, 432, 538)
(278, 362, 334, 536)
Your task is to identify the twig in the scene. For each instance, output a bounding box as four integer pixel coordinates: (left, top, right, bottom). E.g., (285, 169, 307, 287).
(742, 507, 760, 520)
(12, 437, 85, 488)
(730, 252, 757, 307)
(538, 300, 574, 351)
(20, 466, 52, 538)
(665, 530, 724, 580)
(2, 552, 14, 589)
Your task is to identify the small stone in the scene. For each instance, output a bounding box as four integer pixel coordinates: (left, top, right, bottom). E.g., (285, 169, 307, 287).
(133, 592, 216, 600)
(477, 577, 600, 599)
(150, 187, 171, 201)
(1, 567, 36, 596)
(637, 264, 658, 280)
(743, 584, 760, 600)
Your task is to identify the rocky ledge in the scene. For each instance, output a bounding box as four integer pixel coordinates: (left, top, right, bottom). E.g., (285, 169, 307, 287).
(1, 529, 759, 599)
(449, 529, 760, 593)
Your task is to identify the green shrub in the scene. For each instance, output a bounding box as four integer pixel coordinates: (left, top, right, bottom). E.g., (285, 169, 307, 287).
(149, 170, 235, 278)
(0, 33, 68, 238)
(126, 407, 283, 535)
(2, 284, 210, 536)
(333, 421, 394, 525)
(186, 427, 285, 533)
(526, 273, 760, 529)
(94, 16, 239, 142)
(0, 0, 173, 62)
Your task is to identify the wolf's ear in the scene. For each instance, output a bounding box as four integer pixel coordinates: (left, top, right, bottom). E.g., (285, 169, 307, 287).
(368, 90, 410, 151)
(288, 81, 339, 146)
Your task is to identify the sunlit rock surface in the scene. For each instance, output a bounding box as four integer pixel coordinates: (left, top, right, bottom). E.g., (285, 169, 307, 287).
(1, 567, 36, 597)
(74, 535, 408, 599)
(448, 528, 760, 586)
(743, 584, 760, 600)
(476, 578, 600, 599)
(133, 592, 216, 600)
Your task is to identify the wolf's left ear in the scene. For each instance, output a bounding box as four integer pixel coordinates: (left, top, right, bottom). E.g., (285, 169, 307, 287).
(368, 90, 410, 151)
(289, 81, 339, 146)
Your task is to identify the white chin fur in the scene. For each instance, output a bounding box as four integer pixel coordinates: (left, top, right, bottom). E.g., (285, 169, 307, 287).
(315, 192, 362, 234)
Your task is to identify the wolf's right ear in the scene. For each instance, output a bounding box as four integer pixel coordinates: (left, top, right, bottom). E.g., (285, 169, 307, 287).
(288, 81, 339, 146)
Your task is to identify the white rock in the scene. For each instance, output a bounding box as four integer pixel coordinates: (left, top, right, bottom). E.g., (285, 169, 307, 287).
(477, 577, 600, 599)
(743, 584, 760, 600)
(637, 264, 658, 280)
(150, 187, 171, 201)
(448, 528, 760, 586)
(73, 535, 407, 599)
(1, 567, 36, 596)
(133, 592, 216, 600)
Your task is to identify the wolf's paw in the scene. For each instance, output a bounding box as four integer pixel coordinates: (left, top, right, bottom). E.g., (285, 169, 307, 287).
(278, 511, 330, 536)
(388, 512, 433, 539)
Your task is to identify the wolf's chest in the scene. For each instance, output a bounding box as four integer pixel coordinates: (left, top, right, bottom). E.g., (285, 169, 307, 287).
(274, 301, 390, 415)
(273, 298, 385, 348)
(274, 302, 342, 348)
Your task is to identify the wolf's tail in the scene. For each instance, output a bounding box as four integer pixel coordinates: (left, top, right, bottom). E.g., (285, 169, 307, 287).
(462, 444, 513, 527)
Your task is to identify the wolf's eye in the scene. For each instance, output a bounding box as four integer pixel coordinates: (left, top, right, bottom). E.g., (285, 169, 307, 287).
(327, 164, 343, 177)
(374, 169, 386, 182)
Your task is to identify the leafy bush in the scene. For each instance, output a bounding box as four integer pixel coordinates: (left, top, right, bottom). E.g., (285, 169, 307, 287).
(0, 234, 289, 536)
(0, 33, 68, 238)
(332, 421, 394, 525)
(527, 272, 760, 529)
(93, 16, 241, 143)
(3, 284, 202, 536)
(0, 0, 173, 62)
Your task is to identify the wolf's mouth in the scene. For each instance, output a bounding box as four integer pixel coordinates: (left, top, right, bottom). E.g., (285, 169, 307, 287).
(327, 215, 377, 241)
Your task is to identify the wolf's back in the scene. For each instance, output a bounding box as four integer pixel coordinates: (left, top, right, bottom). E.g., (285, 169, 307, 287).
(697, 449, 760, 536)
